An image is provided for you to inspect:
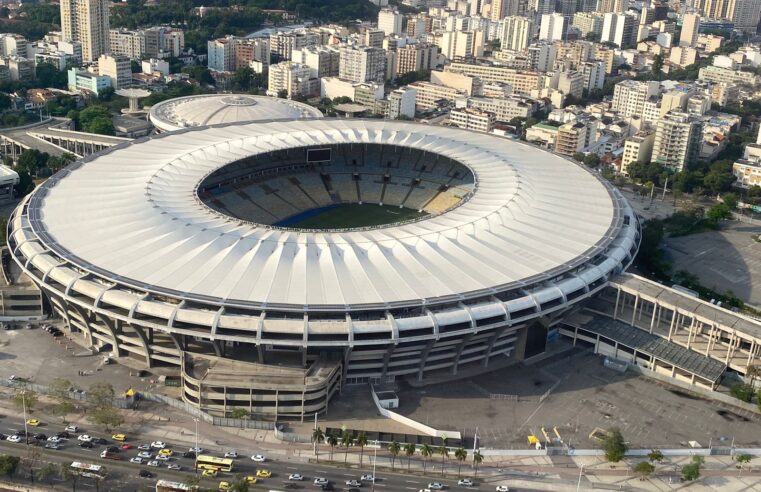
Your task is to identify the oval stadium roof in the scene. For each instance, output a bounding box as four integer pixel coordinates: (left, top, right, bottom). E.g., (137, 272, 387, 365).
(23, 119, 632, 309)
(148, 94, 323, 132)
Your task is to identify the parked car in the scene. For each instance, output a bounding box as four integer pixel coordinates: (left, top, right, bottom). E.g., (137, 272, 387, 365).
(64, 425, 78, 433)
(224, 450, 238, 458)
(288, 473, 304, 481)
(251, 454, 266, 462)
(130, 457, 143, 464)
(457, 479, 474, 487)
(79, 441, 93, 449)
(138, 469, 153, 478)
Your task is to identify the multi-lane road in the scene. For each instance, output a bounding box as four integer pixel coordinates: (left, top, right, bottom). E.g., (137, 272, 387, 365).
(0, 415, 509, 491)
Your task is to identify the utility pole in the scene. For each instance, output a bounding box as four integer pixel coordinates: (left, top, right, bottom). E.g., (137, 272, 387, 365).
(194, 418, 199, 473)
(21, 390, 28, 445)
(371, 443, 377, 492)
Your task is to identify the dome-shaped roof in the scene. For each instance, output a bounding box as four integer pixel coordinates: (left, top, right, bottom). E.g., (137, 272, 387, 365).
(148, 94, 323, 132)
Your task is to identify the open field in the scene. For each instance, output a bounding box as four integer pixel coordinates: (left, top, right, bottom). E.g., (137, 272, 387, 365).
(285, 203, 427, 229)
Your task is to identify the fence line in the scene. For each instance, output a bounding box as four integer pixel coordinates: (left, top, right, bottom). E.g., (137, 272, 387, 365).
(274, 425, 312, 443)
(1, 380, 275, 430)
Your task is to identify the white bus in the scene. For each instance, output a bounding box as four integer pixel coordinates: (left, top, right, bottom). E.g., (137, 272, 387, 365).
(156, 479, 197, 491)
(69, 462, 106, 479)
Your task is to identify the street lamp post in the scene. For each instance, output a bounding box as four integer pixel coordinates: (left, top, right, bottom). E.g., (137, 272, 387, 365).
(21, 391, 28, 445)
(194, 418, 199, 473)
(576, 464, 585, 492)
(371, 442, 377, 492)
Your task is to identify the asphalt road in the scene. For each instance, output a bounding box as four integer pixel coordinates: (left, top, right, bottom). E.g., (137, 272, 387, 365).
(0, 415, 508, 492)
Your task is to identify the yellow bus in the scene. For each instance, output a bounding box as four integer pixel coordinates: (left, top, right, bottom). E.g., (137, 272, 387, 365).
(195, 455, 234, 472)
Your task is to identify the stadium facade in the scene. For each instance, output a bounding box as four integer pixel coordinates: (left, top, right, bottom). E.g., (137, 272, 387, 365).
(8, 119, 640, 419)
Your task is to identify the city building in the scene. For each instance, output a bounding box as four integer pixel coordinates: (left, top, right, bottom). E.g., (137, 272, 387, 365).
(465, 95, 537, 121)
(395, 43, 438, 76)
(581, 60, 605, 91)
(234, 37, 271, 72)
(733, 159, 761, 187)
(0, 34, 26, 58)
(572, 12, 604, 39)
(339, 46, 386, 84)
(387, 86, 417, 119)
(652, 112, 702, 171)
(60, 0, 110, 63)
(450, 107, 495, 132)
(267, 61, 317, 99)
(299, 45, 340, 78)
(611, 80, 660, 119)
(378, 9, 404, 35)
(409, 81, 466, 108)
(699, 65, 759, 86)
(539, 13, 566, 42)
(601, 12, 637, 48)
(67, 67, 111, 95)
(270, 29, 321, 61)
(555, 121, 588, 156)
(621, 130, 655, 173)
(207, 37, 235, 72)
(445, 63, 544, 95)
(2, 57, 34, 82)
(98, 54, 131, 89)
(501, 16, 534, 51)
(680, 13, 700, 48)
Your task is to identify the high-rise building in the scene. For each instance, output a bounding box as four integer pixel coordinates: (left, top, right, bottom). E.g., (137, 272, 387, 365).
(207, 37, 235, 72)
(501, 16, 534, 51)
(364, 29, 385, 48)
(611, 80, 660, 118)
(449, 107, 495, 132)
(601, 12, 638, 48)
(581, 60, 605, 91)
(539, 13, 566, 42)
(395, 43, 438, 76)
(234, 37, 270, 72)
(378, 9, 403, 35)
(269, 30, 321, 61)
(680, 13, 700, 47)
(387, 87, 416, 119)
(299, 45, 340, 78)
(621, 130, 655, 174)
(440, 30, 476, 60)
(266, 61, 316, 98)
(339, 46, 387, 84)
(0, 34, 27, 58)
(572, 12, 604, 39)
(652, 112, 702, 171)
(98, 54, 131, 89)
(60, 0, 110, 63)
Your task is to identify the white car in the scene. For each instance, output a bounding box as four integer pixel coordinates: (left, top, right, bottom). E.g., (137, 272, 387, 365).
(129, 457, 143, 464)
(137, 444, 151, 451)
(167, 464, 182, 471)
(458, 479, 474, 487)
(150, 441, 166, 449)
(346, 479, 361, 487)
(46, 436, 63, 443)
(288, 474, 304, 481)
(77, 434, 93, 442)
(427, 483, 445, 490)
(188, 446, 204, 454)
(137, 451, 152, 459)
(361, 474, 375, 482)
(224, 450, 238, 458)
(314, 477, 329, 486)
(251, 454, 266, 462)
(155, 455, 170, 461)
(44, 442, 61, 450)
(147, 460, 160, 467)
(495, 487, 509, 492)
(64, 425, 78, 433)
(6, 435, 21, 443)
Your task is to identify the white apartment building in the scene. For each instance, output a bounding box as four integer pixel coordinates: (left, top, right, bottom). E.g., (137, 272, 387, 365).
(621, 131, 655, 173)
(98, 54, 131, 89)
(449, 107, 495, 132)
(269, 30, 321, 61)
(581, 60, 605, 91)
(601, 12, 637, 48)
(501, 16, 534, 51)
(267, 61, 316, 98)
(409, 81, 466, 108)
(207, 37, 235, 72)
(339, 46, 387, 83)
(378, 9, 404, 35)
(465, 95, 536, 121)
(395, 43, 438, 76)
(387, 87, 416, 119)
(611, 80, 660, 119)
(680, 13, 700, 48)
(572, 12, 604, 38)
(652, 112, 702, 171)
(110, 29, 143, 60)
(60, 0, 110, 62)
(445, 62, 544, 95)
(0, 34, 26, 58)
(299, 45, 340, 78)
(539, 13, 566, 42)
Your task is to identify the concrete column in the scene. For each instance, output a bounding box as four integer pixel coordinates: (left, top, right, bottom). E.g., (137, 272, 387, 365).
(613, 288, 621, 320)
(649, 304, 658, 334)
(686, 317, 696, 349)
(668, 310, 677, 341)
(705, 326, 715, 356)
(630, 295, 639, 326)
(725, 334, 734, 365)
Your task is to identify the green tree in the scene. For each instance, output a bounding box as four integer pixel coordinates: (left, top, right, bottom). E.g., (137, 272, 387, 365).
(389, 441, 401, 470)
(87, 382, 115, 408)
(454, 447, 467, 478)
(14, 170, 35, 197)
(652, 54, 664, 77)
(48, 378, 74, 399)
(51, 400, 76, 422)
(13, 389, 37, 412)
(573, 152, 585, 162)
(602, 428, 627, 462)
(703, 160, 736, 195)
(634, 461, 655, 480)
(88, 406, 124, 431)
(730, 382, 754, 402)
(472, 451, 483, 480)
(583, 153, 601, 168)
(647, 449, 664, 463)
(341, 429, 352, 464)
(58, 462, 77, 492)
(405, 443, 416, 471)
(356, 431, 368, 467)
(420, 444, 433, 474)
(681, 456, 703, 481)
(312, 427, 324, 462)
(35, 463, 56, 483)
(327, 433, 338, 461)
(437, 444, 448, 476)
(228, 408, 248, 419)
(722, 192, 738, 210)
(16, 148, 49, 176)
(84, 117, 115, 136)
(0, 455, 20, 478)
(736, 453, 752, 469)
(707, 203, 732, 224)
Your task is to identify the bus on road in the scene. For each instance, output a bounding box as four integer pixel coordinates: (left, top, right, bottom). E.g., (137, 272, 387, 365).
(156, 479, 198, 491)
(69, 462, 106, 479)
(195, 455, 234, 472)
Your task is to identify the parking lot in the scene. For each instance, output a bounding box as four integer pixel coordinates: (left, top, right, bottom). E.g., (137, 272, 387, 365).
(394, 346, 761, 449)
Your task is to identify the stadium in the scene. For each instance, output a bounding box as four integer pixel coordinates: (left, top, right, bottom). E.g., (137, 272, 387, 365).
(8, 119, 640, 419)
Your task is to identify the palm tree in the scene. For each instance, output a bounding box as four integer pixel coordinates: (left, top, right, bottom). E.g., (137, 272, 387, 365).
(341, 429, 352, 465)
(438, 444, 449, 476)
(472, 451, 483, 480)
(312, 427, 325, 462)
(356, 431, 368, 467)
(404, 443, 417, 472)
(327, 433, 338, 462)
(389, 441, 401, 471)
(420, 444, 433, 474)
(454, 447, 467, 478)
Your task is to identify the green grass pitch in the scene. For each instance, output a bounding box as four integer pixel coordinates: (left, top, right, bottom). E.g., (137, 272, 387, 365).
(289, 204, 428, 229)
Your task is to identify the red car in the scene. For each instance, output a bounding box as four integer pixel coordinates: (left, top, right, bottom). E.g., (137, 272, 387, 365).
(120, 443, 134, 450)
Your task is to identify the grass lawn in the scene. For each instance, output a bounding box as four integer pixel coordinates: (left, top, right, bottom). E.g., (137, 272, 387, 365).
(289, 204, 427, 229)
